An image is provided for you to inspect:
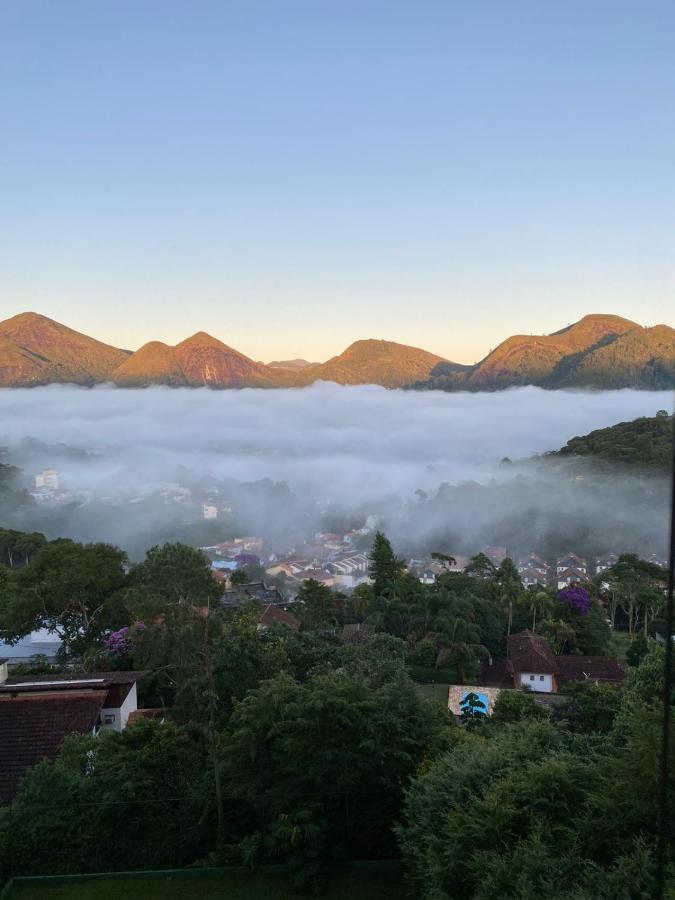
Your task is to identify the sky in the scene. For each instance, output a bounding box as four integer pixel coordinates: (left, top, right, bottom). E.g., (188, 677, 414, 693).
(0, 1, 673, 363)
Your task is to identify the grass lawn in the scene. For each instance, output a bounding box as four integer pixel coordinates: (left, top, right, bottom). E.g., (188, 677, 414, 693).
(414, 682, 450, 705)
(4, 865, 409, 900)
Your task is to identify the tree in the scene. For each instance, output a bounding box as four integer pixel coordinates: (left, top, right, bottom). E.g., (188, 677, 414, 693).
(222, 666, 450, 876)
(368, 531, 404, 597)
(603, 554, 667, 635)
(126, 542, 221, 618)
(460, 691, 487, 729)
(0, 539, 128, 657)
(526, 589, 553, 632)
(465, 552, 497, 580)
(491, 690, 548, 725)
(296, 578, 338, 628)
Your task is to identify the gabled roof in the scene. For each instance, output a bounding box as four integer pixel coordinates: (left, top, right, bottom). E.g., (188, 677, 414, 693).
(258, 604, 300, 631)
(507, 630, 558, 674)
(221, 581, 286, 607)
(0, 671, 146, 694)
(556, 656, 625, 688)
(0, 691, 105, 803)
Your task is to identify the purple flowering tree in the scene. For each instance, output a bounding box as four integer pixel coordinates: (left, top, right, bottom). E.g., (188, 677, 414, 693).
(104, 621, 145, 656)
(556, 585, 589, 616)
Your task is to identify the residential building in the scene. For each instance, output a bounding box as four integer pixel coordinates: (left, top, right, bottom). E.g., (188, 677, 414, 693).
(556, 553, 587, 575)
(0, 670, 147, 804)
(520, 567, 548, 589)
(557, 566, 590, 590)
(34, 469, 59, 490)
(517, 554, 548, 577)
(202, 503, 218, 520)
(595, 551, 618, 574)
(221, 581, 288, 608)
(257, 604, 300, 632)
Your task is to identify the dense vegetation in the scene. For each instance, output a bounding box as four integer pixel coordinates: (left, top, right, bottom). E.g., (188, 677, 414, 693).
(0, 531, 672, 897)
(549, 411, 673, 472)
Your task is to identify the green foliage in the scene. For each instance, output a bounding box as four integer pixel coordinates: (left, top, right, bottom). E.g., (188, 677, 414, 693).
(368, 531, 405, 597)
(1, 720, 211, 879)
(550, 681, 622, 734)
(126, 542, 221, 617)
(0, 539, 128, 657)
(554, 413, 673, 472)
(296, 578, 339, 628)
(491, 690, 549, 725)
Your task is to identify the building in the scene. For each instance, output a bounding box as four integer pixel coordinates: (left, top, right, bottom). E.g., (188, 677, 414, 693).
(595, 552, 618, 574)
(556, 553, 587, 576)
(484, 546, 507, 567)
(556, 566, 590, 590)
(520, 567, 548, 589)
(517, 554, 548, 577)
(0, 670, 147, 804)
(34, 469, 59, 490)
(257, 604, 301, 631)
(221, 581, 288, 608)
(202, 503, 218, 520)
(507, 630, 559, 693)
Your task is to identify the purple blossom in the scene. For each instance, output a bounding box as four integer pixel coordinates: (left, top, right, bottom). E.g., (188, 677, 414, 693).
(557, 585, 590, 616)
(104, 621, 146, 655)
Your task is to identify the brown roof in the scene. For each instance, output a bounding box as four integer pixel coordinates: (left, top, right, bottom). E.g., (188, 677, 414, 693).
(0, 671, 146, 695)
(556, 656, 625, 688)
(478, 657, 513, 688)
(258, 604, 300, 630)
(507, 630, 558, 674)
(0, 691, 106, 804)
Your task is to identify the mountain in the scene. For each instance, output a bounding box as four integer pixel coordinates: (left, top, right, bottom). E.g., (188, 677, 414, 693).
(267, 358, 315, 370)
(0, 311, 673, 389)
(290, 339, 453, 389)
(0, 312, 129, 386)
(416, 314, 675, 391)
(463, 314, 636, 389)
(112, 332, 278, 387)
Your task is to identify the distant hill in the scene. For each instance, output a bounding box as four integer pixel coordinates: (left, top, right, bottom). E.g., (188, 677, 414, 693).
(0, 311, 673, 389)
(549, 412, 673, 472)
(415, 314, 675, 391)
(113, 332, 278, 387)
(267, 358, 315, 370)
(0, 312, 129, 386)
(290, 339, 454, 389)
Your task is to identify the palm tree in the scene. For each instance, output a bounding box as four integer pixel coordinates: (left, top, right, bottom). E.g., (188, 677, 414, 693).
(528, 590, 552, 632)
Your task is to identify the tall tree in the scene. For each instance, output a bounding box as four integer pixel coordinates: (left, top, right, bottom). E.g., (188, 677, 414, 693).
(368, 531, 405, 597)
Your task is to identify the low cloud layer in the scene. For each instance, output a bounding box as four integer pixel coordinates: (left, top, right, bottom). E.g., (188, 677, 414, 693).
(0, 384, 671, 558)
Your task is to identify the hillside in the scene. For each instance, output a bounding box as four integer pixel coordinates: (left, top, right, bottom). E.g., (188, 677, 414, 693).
(416, 314, 675, 391)
(113, 332, 278, 388)
(292, 339, 454, 388)
(0, 312, 130, 386)
(463, 314, 636, 389)
(550, 412, 673, 471)
(0, 311, 673, 389)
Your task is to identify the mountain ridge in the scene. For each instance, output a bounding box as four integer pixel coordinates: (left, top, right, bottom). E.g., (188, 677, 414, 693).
(0, 311, 673, 390)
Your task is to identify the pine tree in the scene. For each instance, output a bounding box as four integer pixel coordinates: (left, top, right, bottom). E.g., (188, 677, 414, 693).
(368, 531, 404, 597)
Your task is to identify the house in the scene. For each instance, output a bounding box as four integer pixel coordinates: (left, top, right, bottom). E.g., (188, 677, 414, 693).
(556, 656, 625, 689)
(257, 604, 300, 631)
(648, 554, 667, 569)
(34, 468, 59, 490)
(221, 581, 288, 608)
(520, 567, 548, 589)
(556, 553, 587, 575)
(0, 670, 146, 804)
(557, 566, 590, 590)
(327, 553, 369, 587)
(517, 554, 548, 577)
(484, 546, 507, 567)
(506, 630, 558, 693)
(595, 552, 618, 574)
(202, 503, 218, 520)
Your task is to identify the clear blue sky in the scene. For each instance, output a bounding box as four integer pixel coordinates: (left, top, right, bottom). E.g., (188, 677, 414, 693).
(1, 1, 673, 362)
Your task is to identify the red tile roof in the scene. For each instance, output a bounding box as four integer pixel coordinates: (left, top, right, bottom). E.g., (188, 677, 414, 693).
(507, 630, 558, 674)
(556, 656, 625, 688)
(0, 691, 106, 803)
(258, 604, 300, 630)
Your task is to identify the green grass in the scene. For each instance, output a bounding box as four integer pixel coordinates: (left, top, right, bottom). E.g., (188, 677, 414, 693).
(4, 865, 409, 900)
(414, 682, 450, 705)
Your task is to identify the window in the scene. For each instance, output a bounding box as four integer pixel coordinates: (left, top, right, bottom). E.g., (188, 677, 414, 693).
(539, 675, 545, 681)
(530, 675, 535, 681)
